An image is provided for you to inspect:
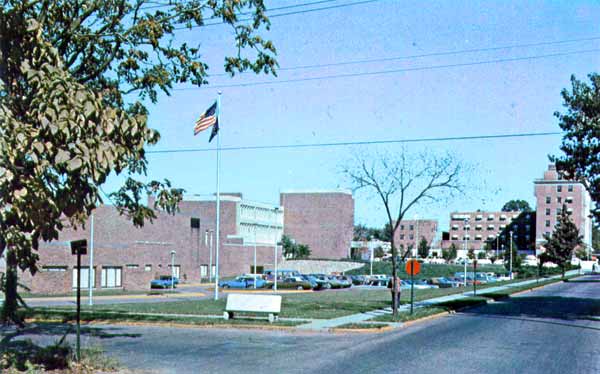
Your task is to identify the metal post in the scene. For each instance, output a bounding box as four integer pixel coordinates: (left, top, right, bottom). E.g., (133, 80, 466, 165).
(464, 218, 469, 287)
(214, 92, 222, 301)
(171, 250, 176, 290)
(369, 236, 374, 276)
(209, 230, 213, 283)
(410, 261, 414, 314)
(473, 260, 477, 296)
(414, 215, 419, 258)
(273, 215, 279, 291)
(509, 231, 513, 280)
(253, 223, 257, 289)
(88, 214, 94, 306)
(76, 251, 81, 362)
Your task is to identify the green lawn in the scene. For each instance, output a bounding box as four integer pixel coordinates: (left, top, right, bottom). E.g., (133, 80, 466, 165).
(36, 277, 550, 320)
(346, 262, 506, 279)
(20, 289, 171, 299)
(372, 297, 490, 323)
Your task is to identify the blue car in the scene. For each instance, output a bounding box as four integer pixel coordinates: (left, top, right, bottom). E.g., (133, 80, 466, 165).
(219, 275, 266, 289)
(151, 276, 179, 289)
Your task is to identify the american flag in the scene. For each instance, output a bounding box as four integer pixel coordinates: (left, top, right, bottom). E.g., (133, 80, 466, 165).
(194, 101, 219, 141)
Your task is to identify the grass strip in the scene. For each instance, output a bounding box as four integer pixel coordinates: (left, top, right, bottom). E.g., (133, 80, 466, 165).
(19, 309, 305, 327)
(334, 323, 390, 330)
(372, 297, 490, 323)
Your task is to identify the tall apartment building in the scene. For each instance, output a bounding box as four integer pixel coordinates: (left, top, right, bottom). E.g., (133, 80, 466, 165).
(393, 219, 438, 256)
(533, 165, 593, 253)
(18, 194, 284, 294)
(442, 210, 536, 256)
(280, 190, 354, 259)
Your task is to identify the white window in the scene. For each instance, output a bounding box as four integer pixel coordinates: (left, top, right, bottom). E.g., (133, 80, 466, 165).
(487, 225, 495, 231)
(200, 265, 208, 277)
(144, 265, 152, 272)
(475, 235, 482, 240)
(475, 225, 482, 231)
(211, 265, 216, 277)
(487, 214, 495, 221)
(451, 235, 458, 240)
(72, 267, 96, 289)
(126, 264, 139, 269)
(101, 267, 122, 288)
(475, 215, 483, 221)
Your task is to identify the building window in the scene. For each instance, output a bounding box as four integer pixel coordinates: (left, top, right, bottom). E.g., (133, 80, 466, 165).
(487, 225, 494, 231)
(499, 215, 507, 221)
(400, 225, 404, 230)
(464, 225, 470, 231)
(545, 196, 551, 204)
(451, 235, 458, 240)
(409, 234, 414, 240)
(568, 185, 573, 192)
(487, 214, 495, 221)
(557, 185, 562, 192)
(475, 215, 483, 221)
(545, 220, 551, 227)
(451, 225, 458, 231)
(463, 235, 470, 240)
(101, 267, 122, 288)
(545, 208, 550, 216)
(525, 214, 531, 220)
(144, 265, 152, 272)
(525, 224, 530, 231)
(409, 225, 414, 231)
(126, 264, 139, 269)
(200, 265, 208, 277)
(42, 266, 67, 272)
(556, 208, 562, 215)
(557, 197, 562, 204)
(72, 267, 96, 289)
(400, 234, 405, 240)
(566, 197, 573, 203)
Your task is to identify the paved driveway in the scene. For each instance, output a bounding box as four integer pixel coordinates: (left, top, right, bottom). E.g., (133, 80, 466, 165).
(2, 275, 599, 373)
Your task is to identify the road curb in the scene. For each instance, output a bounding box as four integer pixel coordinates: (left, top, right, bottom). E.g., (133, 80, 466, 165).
(330, 325, 394, 334)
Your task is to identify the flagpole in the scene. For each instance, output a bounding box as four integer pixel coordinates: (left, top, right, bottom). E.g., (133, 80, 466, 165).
(214, 92, 222, 301)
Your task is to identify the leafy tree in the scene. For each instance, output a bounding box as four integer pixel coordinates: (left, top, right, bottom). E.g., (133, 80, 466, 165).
(373, 247, 385, 259)
(543, 206, 583, 278)
(552, 74, 600, 222)
(380, 222, 393, 242)
(503, 240, 521, 272)
(442, 243, 458, 262)
(593, 225, 599, 251)
(0, 0, 277, 325)
(417, 237, 429, 258)
(281, 235, 311, 260)
(467, 248, 475, 260)
(502, 199, 533, 212)
(342, 150, 464, 316)
(477, 251, 487, 260)
(353, 224, 383, 241)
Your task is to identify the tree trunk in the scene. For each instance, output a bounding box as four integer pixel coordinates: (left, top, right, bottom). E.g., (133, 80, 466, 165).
(390, 227, 398, 317)
(1, 249, 23, 326)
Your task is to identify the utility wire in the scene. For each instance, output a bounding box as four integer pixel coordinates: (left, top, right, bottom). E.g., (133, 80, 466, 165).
(174, 48, 600, 90)
(146, 131, 563, 154)
(209, 35, 600, 77)
(174, 0, 383, 29)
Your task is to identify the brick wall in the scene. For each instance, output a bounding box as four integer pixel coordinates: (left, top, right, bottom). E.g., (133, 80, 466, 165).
(280, 191, 354, 259)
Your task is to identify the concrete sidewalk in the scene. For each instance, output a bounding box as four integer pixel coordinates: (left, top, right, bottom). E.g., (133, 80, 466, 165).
(296, 270, 578, 331)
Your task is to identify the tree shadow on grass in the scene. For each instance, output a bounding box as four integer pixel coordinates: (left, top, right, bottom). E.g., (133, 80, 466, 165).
(0, 322, 140, 371)
(458, 296, 600, 331)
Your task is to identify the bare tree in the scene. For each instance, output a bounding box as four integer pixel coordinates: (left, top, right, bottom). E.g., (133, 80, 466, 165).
(342, 149, 464, 316)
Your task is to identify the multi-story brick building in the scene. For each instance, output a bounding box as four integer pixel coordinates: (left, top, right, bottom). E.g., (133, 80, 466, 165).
(280, 190, 354, 259)
(17, 194, 284, 294)
(393, 219, 438, 256)
(534, 164, 593, 254)
(441, 210, 536, 257)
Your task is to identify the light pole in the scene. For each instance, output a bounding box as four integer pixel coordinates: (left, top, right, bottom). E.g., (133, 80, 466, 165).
(509, 231, 514, 280)
(170, 250, 176, 290)
(463, 218, 469, 287)
(369, 236, 374, 276)
(253, 223, 257, 289)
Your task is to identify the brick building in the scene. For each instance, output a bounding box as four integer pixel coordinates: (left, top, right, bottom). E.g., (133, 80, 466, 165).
(534, 165, 593, 254)
(17, 194, 284, 294)
(441, 210, 536, 257)
(280, 190, 354, 259)
(393, 219, 438, 256)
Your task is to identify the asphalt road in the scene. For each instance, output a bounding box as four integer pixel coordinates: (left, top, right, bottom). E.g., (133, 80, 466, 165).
(3, 275, 599, 374)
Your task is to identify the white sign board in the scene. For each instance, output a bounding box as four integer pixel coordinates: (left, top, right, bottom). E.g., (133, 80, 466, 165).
(225, 294, 282, 314)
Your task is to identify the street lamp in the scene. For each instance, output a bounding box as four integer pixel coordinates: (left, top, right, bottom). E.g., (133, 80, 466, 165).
(509, 231, 514, 280)
(463, 217, 469, 287)
(170, 250, 176, 290)
(495, 233, 499, 259)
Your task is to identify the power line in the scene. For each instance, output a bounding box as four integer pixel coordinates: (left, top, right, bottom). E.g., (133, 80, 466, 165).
(174, 48, 600, 90)
(146, 131, 563, 154)
(209, 36, 600, 77)
(174, 0, 383, 29)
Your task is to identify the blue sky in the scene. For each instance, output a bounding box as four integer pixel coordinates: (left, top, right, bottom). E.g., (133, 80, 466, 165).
(105, 0, 599, 232)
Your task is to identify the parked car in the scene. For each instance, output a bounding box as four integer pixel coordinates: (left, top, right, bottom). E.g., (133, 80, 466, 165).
(299, 275, 324, 290)
(428, 277, 460, 288)
(309, 274, 333, 289)
(313, 274, 344, 289)
(350, 275, 366, 286)
(404, 280, 438, 289)
(160, 275, 179, 285)
(276, 276, 314, 290)
(263, 269, 300, 281)
(334, 275, 352, 288)
(150, 278, 177, 289)
(220, 275, 266, 289)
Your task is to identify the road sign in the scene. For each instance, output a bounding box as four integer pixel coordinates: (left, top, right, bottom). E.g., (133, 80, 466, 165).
(405, 259, 421, 276)
(70, 239, 87, 255)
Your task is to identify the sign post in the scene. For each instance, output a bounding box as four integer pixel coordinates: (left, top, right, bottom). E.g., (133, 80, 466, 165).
(70, 239, 87, 362)
(473, 260, 477, 296)
(405, 259, 421, 314)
